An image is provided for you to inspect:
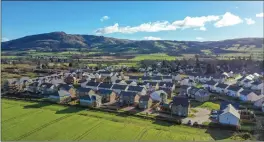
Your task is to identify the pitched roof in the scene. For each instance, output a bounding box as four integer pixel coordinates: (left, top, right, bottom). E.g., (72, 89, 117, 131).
(78, 79, 87, 83)
(98, 83, 113, 89)
(196, 89, 209, 96)
(127, 86, 144, 92)
(86, 82, 100, 87)
(220, 101, 240, 110)
(220, 104, 240, 119)
(216, 83, 229, 89)
(76, 87, 92, 93)
(96, 89, 113, 95)
(119, 91, 137, 97)
(58, 84, 72, 91)
(145, 81, 158, 86)
(163, 76, 172, 79)
(152, 76, 162, 80)
(251, 81, 262, 85)
(172, 96, 190, 107)
(205, 80, 217, 86)
(227, 85, 242, 92)
(240, 89, 254, 96)
(40, 83, 53, 88)
(129, 76, 141, 80)
(49, 91, 60, 97)
(142, 76, 151, 80)
(112, 84, 127, 90)
(79, 95, 91, 100)
(180, 85, 189, 90)
(159, 82, 174, 87)
(139, 95, 151, 101)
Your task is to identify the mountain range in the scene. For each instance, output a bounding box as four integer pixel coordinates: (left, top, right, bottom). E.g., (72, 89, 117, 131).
(2, 32, 263, 54)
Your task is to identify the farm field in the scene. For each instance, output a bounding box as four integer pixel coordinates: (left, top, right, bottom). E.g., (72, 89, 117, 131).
(130, 53, 176, 61)
(1, 99, 243, 141)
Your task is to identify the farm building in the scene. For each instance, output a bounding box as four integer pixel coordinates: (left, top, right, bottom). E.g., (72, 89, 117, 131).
(170, 96, 190, 117)
(194, 89, 210, 102)
(112, 84, 128, 94)
(118, 91, 140, 106)
(218, 104, 240, 126)
(127, 86, 147, 95)
(95, 89, 117, 103)
(138, 95, 153, 109)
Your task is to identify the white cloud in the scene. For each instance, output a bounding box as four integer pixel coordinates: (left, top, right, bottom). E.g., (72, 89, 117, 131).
(244, 18, 255, 25)
(256, 13, 264, 18)
(100, 16, 110, 22)
(143, 36, 162, 40)
(214, 12, 243, 28)
(235, 6, 239, 9)
(196, 37, 204, 41)
(95, 15, 219, 34)
(1, 37, 9, 42)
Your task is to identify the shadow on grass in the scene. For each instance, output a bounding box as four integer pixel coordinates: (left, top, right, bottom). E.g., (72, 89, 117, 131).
(55, 106, 85, 114)
(23, 101, 53, 109)
(205, 122, 235, 140)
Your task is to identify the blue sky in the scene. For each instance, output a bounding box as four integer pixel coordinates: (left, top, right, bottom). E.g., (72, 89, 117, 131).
(2, 1, 263, 41)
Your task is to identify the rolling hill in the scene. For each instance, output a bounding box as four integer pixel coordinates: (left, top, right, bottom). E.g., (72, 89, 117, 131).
(1, 32, 263, 54)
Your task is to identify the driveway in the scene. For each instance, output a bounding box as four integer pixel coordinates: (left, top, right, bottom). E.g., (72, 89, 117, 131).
(182, 108, 211, 125)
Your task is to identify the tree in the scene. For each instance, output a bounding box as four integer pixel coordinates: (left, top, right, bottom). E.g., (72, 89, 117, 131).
(69, 63, 72, 67)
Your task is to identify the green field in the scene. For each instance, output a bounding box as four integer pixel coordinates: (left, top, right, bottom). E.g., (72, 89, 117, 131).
(130, 53, 176, 61)
(1, 99, 242, 141)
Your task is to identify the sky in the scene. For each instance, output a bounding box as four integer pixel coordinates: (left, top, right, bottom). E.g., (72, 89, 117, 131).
(1, 1, 264, 42)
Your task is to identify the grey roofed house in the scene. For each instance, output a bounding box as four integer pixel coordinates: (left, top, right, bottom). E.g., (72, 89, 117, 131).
(240, 89, 254, 96)
(251, 81, 262, 85)
(115, 79, 122, 83)
(86, 82, 100, 87)
(163, 76, 172, 79)
(253, 90, 262, 96)
(171, 96, 190, 107)
(76, 87, 92, 93)
(142, 76, 152, 80)
(58, 84, 72, 91)
(205, 80, 217, 86)
(127, 86, 144, 92)
(120, 91, 138, 97)
(125, 80, 134, 84)
(227, 85, 242, 92)
(243, 79, 252, 83)
(129, 76, 141, 80)
(159, 82, 174, 88)
(112, 84, 128, 90)
(140, 95, 151, 101)
(98, 83, 113, 89)
(216, 83, 229, 89)
(188, 86, 200, 95)
(144, 81, 158, 86)
(152, 76, 162, 80)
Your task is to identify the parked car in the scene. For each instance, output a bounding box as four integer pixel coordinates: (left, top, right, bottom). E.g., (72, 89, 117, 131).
(210, 114, 218, 119)
(211, 110, 218, 115)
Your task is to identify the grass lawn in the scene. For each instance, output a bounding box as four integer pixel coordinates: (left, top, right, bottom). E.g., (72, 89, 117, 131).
(130, 53, 176, 61)
(1, 99, 244, 141)
(192, 101, 220, 111)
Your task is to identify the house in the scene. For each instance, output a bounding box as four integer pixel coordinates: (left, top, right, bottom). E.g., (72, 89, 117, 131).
(19, 77, 31, 92)
(125, 80, 137, 86)
(180, 78, 195, 86)
(194, 89, 210, 102)
(172, 73, 182, 82)
(215, 83, 229, 94)
(111, 75, 119, 83)
(39, 83, 57, 95)
(86, 82, 100, 90)
(127, 86, 147, 95)
(78, 79, 89, 88)
(199, 75, 212, 83)
(226, 86, 243, 97)
(97, 83, 113, 90)
(142, 76, 152, 82)
(170, 96, 190, 117)
(203, 80, 218, 92)
(76, 87, 95, 98)
(159, 87, 173, 99)
(162, 76, 173, 82)
(239, 89, 260, 102)
(57, 84, 76, 98)
(48, 91, 71, 103)
(118, 91, 140, 106)
(95, 89, 117, 103)
(151, 76, 163, 82)
(79, 94, 102, 107)
(253, 96, 264, 108)
(143, 81, 159, 91)
(128, 76, 141, 82)
(187, 86, 199, 98)
(150, 90, 168, 103)
(243, 79, 254, 88)
(219, 104, 240, 126)
(112, 84, 128, 94)
(220, 101, 240, 110)
(251, 81, 263, 90)
(2, 78, 20, 94)
(179, 85, 190, 97)
(138, 95, 153, 109)
(99, 71, 113, 77)
(159, 82, 175, 91)
(27, 82, 40, 93)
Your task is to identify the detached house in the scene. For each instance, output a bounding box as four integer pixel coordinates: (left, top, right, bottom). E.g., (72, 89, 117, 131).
(128, 76, 141, 82)
(79, 94, 102, 107)
(203, 80, 218, 92)
(226, 86, 243, 97)
(127, 86, 147, 95)
(179, 85, 190, 97)
(239, 89, 261, 102)
(57, 84, 76, 98)
(95, 89, 117, 103)
(118, 91, 140, 106)
(76, 87, 95, 98)
(39, 83, 56, 95)
(251, 81, 263, 90)
(2, 78, 20, 94)
(48, 91, 71, 103)
(162, 76, 173, 82)
(170, 96, 190, 117)
(243, 79, 254, 88)
(215, 83, 229, 94)
(151, 76, 163, 82)
(194, 89, 210, 102)
(254, 96, 264, 109)
(112, 84, 128, 94)
(97, 83, 113, 90)
(143, 81, 159, 91)
(138, 95, 153, 109)
(86, 82, 100, 90)
(99, 71, 113, 77)
(219, 104, 240, 126)
(125, 80, 137, 86)
(187, 86, 200, 98)
(27, 82, 40, 93)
